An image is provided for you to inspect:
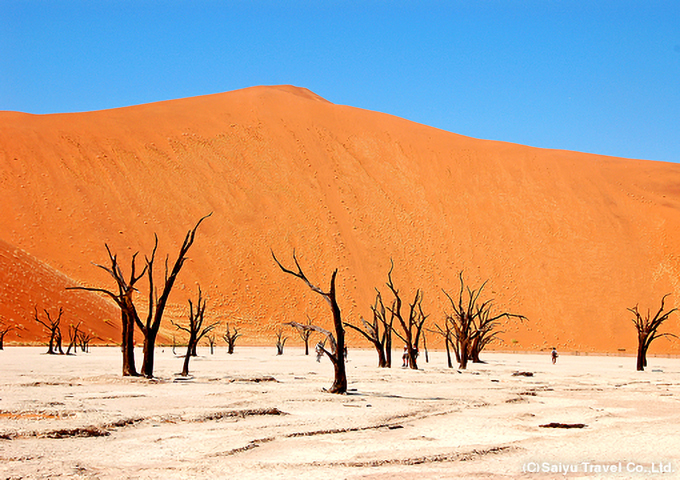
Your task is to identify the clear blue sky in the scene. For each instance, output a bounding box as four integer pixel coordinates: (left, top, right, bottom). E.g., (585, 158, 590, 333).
(2, 1, 679, 163)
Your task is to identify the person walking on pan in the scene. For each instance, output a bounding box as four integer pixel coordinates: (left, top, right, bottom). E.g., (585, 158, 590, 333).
(551, 347, 559, 364)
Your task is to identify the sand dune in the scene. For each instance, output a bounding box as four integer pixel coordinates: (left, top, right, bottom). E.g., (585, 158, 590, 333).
(0, 238, 119, 344)
(1, 85, 680, 353)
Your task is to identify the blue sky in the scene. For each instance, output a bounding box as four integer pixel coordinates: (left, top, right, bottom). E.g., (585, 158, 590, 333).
(2, 1, 679, 163)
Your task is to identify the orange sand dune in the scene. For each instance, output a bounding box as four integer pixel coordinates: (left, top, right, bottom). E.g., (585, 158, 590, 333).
(0, 238, 120, 345)
(1, 85, 680, 353)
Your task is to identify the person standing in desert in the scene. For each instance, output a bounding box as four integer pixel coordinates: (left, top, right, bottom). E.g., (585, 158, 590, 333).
(551, 347, 559, 364)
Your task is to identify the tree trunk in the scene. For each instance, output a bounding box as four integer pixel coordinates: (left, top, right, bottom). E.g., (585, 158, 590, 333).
(636, 334, 647, 371)
(181, 344, 192, 376)
(121, 308, 138, 376)
(375, 344, 387, 368)
(407, 345, 418, 370)
(141, 330, 158, 378)
(328, 279, 347, 393)
(636, 346, 645, 371)
(445, 337, 453, 368)
(458, 338, 469, 369)
(55, 329, 64, 354)
(47, 332, 56, 355)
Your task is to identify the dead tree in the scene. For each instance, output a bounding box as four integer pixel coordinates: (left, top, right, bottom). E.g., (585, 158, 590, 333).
(273, 250, 347, 394)
(172, 286, 219, 376)
(383, 262, 427, 370)
(223, 323, 240, 354)
(33, 306, 65, 355)
(344, 290, 394, 367)
(67, 246, 146, 375)
(78, 331, 94, 353)
(207, 334, 216, 354)
(430, 320, 455, 368)
(136, 213, 211, 377)
(469, 304, 524, 363)
(0, 320, 16, 350)
(629, 295, 678, 371)
(444, 272, 525, 369)
(69, 214, 210, 377)
(65, 322, 82, 355)
(289, 316, 314, 355)
(275, 329, 288, 355)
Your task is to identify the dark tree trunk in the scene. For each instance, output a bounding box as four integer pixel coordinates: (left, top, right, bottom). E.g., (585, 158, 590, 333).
(55, 328, 64, 354)
(141, 330, 159, 378)
(47, 333, 56, 355)
(181, 345, 192, 376)
(328, 283, 347, 393)
(636, 343, 645, 371)
(470, 336, 482, 363)
(121, 310, 138, 376)
(636, 332, 648, 371)
(181, 332, 198, 376)
(376, 346, 387, 368)
(458, 338, 470, 370)
(444, 337, 453, 368)
(66, 323, 81, 355)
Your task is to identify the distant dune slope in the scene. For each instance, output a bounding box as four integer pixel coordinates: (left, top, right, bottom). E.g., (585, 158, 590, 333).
(0, 238, 120, 344)
(1, 84, 680, 352)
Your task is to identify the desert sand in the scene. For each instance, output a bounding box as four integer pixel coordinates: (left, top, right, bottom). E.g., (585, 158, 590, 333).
(2, 86, 680, 354)
(1, 346, 679, 479)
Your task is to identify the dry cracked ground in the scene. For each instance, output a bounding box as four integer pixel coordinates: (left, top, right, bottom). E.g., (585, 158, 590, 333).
(1, 347, 679, 479)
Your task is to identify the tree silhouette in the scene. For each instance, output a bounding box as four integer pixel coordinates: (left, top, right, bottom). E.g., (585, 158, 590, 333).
(344, 290, 393, 368)
(273, 250, 347, 394)
(443, 272, 525, 369)
(70, 213, 211, 377)
(223, 323, 240, 354)
(136, 214, 211, 377)
(0, 319, 16, 350)
(68, 246, 146, 375)
(382, 262, 426, 370)
(65, 322, 82, 355)
(172, 286, 219, 376)
(275, 329, 288, 355)
(629, 294, 677, 371)
(33, 306, 65, 355)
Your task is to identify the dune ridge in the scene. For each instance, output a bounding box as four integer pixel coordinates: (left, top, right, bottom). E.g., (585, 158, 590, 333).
(1, 85, 680, 353)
